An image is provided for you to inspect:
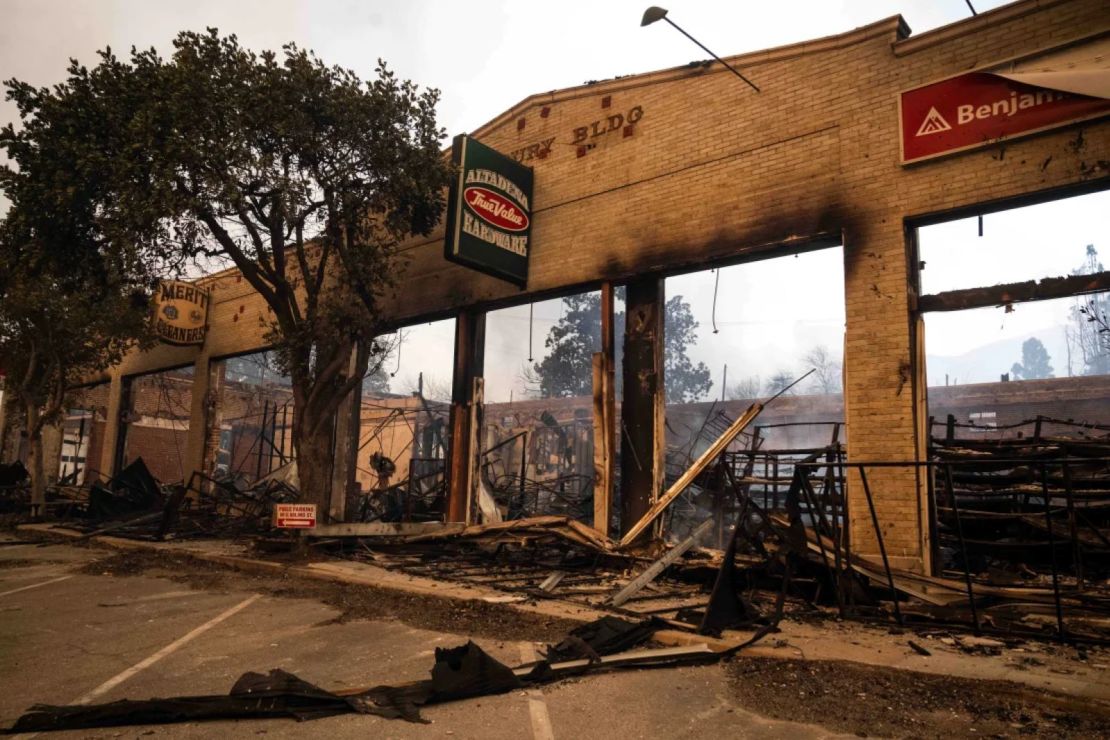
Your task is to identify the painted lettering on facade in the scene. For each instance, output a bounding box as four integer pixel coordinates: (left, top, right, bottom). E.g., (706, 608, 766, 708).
(154, 280, 210, 346)
(572, 105, 644, 144)
(510, 137, 555, 163)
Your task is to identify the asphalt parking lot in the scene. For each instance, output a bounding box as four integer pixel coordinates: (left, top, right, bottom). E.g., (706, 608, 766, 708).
(0, 541, 840, 739)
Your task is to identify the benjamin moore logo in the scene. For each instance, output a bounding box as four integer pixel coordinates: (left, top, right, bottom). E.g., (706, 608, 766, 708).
(916, 106, 952, 136)
(901, 69, 1110, 164)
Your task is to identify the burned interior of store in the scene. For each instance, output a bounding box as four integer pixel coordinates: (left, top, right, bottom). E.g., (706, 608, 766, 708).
(3, 0, 1110, 645)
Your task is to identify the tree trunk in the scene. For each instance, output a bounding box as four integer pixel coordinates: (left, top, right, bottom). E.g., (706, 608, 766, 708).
(24, 402, 46, 517)
(292, 415, 334, 518)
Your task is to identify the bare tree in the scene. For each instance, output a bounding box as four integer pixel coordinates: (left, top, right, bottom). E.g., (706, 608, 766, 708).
(765, 371, 796, 396)
(727, 376, 762, 401)
(517, 363, 545, 400)
(1068, 247, 1110, 375)
(404, 373, 451, 404)
(803, 345, 843, 394)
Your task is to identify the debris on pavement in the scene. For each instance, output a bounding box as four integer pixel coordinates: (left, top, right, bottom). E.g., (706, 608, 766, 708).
(6, 616, 740, 732)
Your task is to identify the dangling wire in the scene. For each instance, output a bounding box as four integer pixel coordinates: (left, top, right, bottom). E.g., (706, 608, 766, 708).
(390, 329, 403, 377)
(527, 303, 535, 362)
(711, 269, 721, 334)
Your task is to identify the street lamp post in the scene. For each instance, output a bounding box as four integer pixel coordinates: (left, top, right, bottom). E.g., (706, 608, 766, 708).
(640, 6, 760, 93)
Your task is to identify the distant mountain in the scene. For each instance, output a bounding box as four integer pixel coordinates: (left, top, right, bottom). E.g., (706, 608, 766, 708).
(927, 327, 1070, 386)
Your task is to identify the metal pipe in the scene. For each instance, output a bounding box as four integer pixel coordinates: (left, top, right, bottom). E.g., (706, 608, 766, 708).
(519, 431, 529, 518)
(1062, 461, 1083, 590)
(798, 470, 844, 616)
(943, 463, 981, 635)
(858, 466, 902, 626)
(661, 16, 760, 92)
(798, 458, 1110, 469)
(255, 399, 268, 480)
(837, 452, 852, 608)
(1041, 463, 1067, 641)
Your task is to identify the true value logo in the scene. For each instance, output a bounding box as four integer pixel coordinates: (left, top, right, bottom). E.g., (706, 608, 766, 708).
(509, 105, 645, 163)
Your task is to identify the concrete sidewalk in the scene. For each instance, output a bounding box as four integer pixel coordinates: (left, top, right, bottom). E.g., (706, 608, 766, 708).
(4, 541, 852, 739)
(16, 523, 1110, 705)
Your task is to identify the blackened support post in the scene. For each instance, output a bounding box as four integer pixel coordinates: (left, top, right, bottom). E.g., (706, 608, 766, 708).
(329, 345, 362, 523)
(446, 310, 485, 523)
(619, 277, 665, 544)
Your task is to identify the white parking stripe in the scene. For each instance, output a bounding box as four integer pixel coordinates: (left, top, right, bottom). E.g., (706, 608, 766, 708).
(0, 575, 73, 597)
(74, 593, 262, 705)
(519, 643, 555, 740)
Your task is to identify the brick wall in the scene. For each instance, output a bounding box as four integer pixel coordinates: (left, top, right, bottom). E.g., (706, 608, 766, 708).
(75, 0, 1110, 570)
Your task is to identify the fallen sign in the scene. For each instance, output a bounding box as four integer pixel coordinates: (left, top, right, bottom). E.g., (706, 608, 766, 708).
(7, 617, 748, 733)
(274, 503, 317, 529)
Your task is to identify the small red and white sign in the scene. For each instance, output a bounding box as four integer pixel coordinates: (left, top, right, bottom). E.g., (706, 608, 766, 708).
(900, 71, 1110, 164)
(273, 503, 317, 529)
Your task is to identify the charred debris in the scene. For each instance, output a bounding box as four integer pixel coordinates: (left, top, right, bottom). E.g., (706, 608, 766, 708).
(5, 394, 1110, 646)
(7, 615, 733, 733)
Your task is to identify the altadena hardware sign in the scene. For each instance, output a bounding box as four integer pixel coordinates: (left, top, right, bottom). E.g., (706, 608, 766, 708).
(444, 134, 534, 287)
(900, 72, 1110, 164)
(154, 280, 210, 346)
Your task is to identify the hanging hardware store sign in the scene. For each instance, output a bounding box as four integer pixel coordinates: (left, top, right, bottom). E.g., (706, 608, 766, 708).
(444, 134, 534, 287)
(154, 280, 210, 345)
(900, 72, 1110, 164)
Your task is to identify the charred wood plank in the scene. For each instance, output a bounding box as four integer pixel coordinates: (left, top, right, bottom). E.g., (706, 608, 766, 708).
(918, 270, 1110, 313)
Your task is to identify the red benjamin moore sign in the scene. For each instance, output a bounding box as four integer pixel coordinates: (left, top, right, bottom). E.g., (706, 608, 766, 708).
(900, 72, 1110, 164)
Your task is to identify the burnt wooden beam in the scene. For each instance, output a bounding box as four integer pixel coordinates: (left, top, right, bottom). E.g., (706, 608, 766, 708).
(446, 309, 485, 523)
(593, 282, 617, 537)
(620, 277, 666, 545)
(918, 270, 1110, 313)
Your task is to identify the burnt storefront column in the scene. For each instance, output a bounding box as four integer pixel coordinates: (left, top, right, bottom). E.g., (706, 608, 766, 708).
(446, 309, 485, 523)
(328, 346, 362, 523)
(619, 277, 666, 544)
(184, 352, 212, 486)
(592, 282, 617, 537)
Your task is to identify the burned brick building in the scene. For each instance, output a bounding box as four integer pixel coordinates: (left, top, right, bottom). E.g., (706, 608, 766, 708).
(5, 0, 1109, 575)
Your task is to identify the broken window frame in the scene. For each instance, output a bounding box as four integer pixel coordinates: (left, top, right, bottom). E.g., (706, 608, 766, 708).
(352, 317, 457, 523)
(911, 180, 1110, 576)
(656, 243, 848, 543)
(206, 349, 295, 489)
(115, 364, 196, 482)
(476, 287, 613, 526)
(912, 180, 1110, 431)
(58, 380, 112, 486)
